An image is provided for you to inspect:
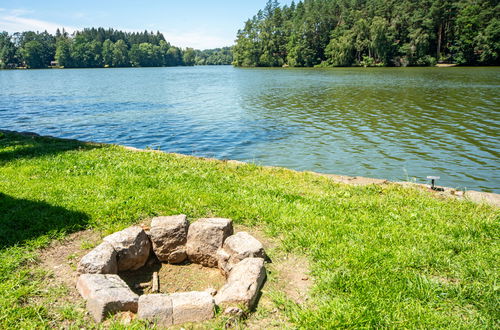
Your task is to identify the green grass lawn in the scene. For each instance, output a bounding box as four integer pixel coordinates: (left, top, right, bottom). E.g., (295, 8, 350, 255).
(0, 131, 498, 328)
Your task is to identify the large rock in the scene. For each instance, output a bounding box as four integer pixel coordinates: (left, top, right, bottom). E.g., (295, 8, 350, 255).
(217, 232, 266, 273)
(137, 294, 173, 327)
(149, 215, 189, 264)
(186, 218, 233, 267)
(77, 242, 118, 275)
(103, 226, 151, 271)
(76, 274, 139, 322)
(170, 291, 215, 325)
(167, 248, 187, 264)
(215, 258, 266, 309)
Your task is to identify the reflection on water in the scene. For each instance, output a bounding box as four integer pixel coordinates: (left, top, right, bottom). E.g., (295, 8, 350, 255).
(0, 66, 498, 192)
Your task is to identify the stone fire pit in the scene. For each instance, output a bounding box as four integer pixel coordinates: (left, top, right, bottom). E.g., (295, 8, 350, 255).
(76, 215, 267, 326)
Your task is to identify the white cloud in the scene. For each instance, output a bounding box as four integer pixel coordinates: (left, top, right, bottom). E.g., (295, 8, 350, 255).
(0, 9, 76, 34)
(9, 8, 33, 16)
(162, 30, 234, 49)
(119, 28, 234, 49)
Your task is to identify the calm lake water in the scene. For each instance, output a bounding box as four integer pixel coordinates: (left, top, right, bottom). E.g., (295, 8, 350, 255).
(1, 66, 499, 192)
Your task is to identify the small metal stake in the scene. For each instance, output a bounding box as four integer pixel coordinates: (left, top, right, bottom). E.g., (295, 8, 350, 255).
(427, 176, 440, 190)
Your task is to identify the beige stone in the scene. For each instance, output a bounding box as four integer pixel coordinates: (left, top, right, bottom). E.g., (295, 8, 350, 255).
(215, 258, 266, 309)
(218, 232, 265, 273)
(149, 215, 189, 264)
(216, 248, 231, 273)
(103, 226, 151, 271)
(137, 294, 173, 327)
(224, 306, 244, 317)
(167, 247, 187, 264)
(186, 218, 233, 267)
(77, 242, 118, 274)
(170, 291, 215, 325)
(465, 190, 500, 207)
(76, 274, 138, 322)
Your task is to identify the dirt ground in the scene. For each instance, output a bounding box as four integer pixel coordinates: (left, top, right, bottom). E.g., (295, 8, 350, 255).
(120, 261, 227, 296)
(36, 223, 312, 328)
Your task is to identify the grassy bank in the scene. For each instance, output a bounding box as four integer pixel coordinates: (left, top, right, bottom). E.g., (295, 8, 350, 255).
(0, 131, 498, 328)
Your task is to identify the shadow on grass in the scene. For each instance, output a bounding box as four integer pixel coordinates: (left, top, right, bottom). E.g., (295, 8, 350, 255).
(0, 130, 101, 164)
(0, 192, 90, 248)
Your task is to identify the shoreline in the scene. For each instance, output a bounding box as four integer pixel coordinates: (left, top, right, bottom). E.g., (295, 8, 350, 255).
(3, 64, 500, 71)
(2, 129, 498, 207)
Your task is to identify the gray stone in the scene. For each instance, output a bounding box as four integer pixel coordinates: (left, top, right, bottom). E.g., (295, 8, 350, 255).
(137, 294, 173, 327)
(216, 248, 231, 274)
(218, 232, 265, 273)
(167, 247, 187, 264)
(149, 215, 189, 264)
(186, 218, 233, 267)
(224, 306, 244, 317)
(77, 242, 118, 275)
(76, 274, 138, 322)
(170, 291, 215, 325)
(103, 226, 151, 271)
(215, 258, 266, 309)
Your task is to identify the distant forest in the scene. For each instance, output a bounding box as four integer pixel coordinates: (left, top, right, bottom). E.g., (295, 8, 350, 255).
(233, 0, 499, 67)
(0, 28, 233, 69)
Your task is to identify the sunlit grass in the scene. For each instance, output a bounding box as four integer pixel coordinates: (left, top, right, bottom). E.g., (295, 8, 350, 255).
(0, 131, 498, 328)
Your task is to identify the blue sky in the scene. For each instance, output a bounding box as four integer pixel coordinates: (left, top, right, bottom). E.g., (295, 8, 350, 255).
(0, 0, 294, 49)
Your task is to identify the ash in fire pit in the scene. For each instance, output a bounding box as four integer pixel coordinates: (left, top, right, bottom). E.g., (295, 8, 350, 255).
(76, 215, 267, 326)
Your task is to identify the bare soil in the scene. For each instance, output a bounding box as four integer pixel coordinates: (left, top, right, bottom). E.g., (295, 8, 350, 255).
(37, 229, 101, 297)
(120, 260, 226, 295)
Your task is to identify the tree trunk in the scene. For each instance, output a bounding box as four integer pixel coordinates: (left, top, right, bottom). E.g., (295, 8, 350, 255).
(437, 23, 442, 61)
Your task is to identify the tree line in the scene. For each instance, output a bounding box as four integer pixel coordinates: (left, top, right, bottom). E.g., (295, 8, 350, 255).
(233, 0, 499, 67)
(0, 28, 233, 69)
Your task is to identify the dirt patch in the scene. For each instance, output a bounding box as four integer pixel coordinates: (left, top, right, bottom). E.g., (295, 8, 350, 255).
(430, 275, 460, 285)
(120, 261, 226, 295)
(315, 172, 389, 186)
(231, 225, 312, 329)
(435, 63, 458, 67)
(273, 254, 312, 305)
(37, 229, 101, 294)
(243, 252, 312, 329)
(233, 225, 311, 304)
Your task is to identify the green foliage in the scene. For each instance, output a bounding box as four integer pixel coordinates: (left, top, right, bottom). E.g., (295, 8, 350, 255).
(194, 47, 233, 65)
(21, 40, 47, 68)
(15, 31, 55, 68)
(0, 132, 498, 328)
(112, 39, 129, 67)
(325, 32, 355, 66)
(0, 32, 17, 69)
(233, 0, 500, 67)
(101, 39, 114, 67)
(1, 27, 233, 69)
(233, 18, 262, 67)
(129, 43, 162, 67)
(55, 37, 72, 67)
(182, 47, 196, 66)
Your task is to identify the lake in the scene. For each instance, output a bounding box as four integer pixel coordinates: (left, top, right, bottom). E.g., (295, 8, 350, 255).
(0, 66, 499, 192)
